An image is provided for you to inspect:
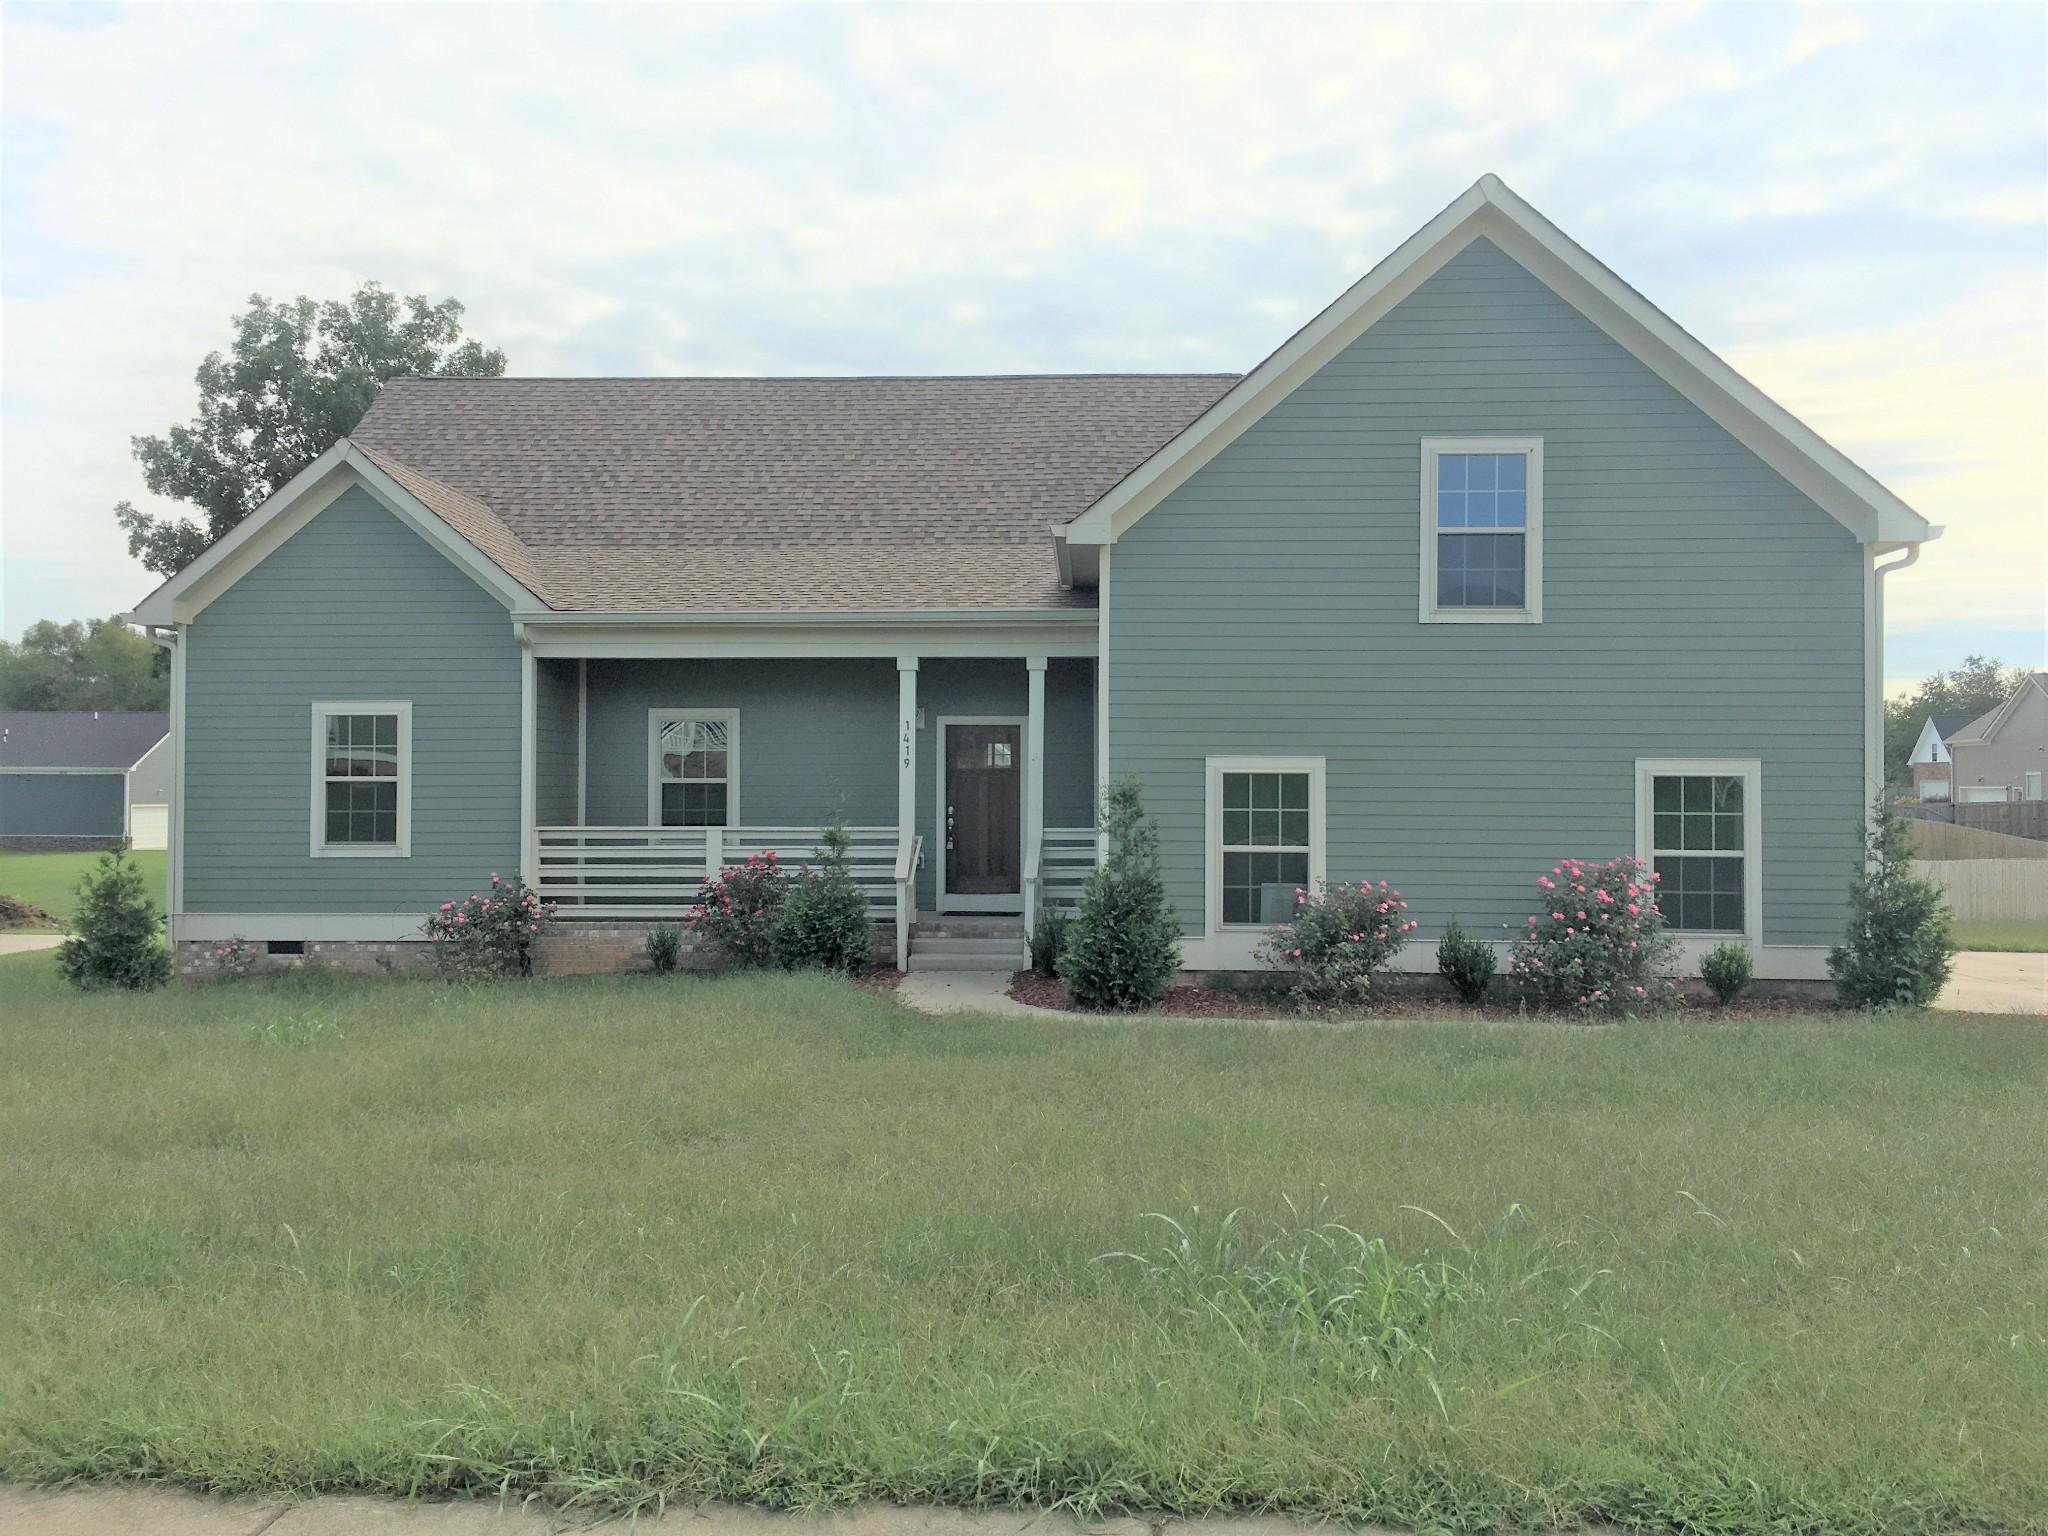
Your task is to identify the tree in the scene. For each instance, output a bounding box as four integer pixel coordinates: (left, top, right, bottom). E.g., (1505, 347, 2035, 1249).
(1058, 777, 1182, 1011)
(0, 617, 168, 711)
(115, 282, 507, 576)
(1828, 798, 1954, 1009)
(1882, 655, 2027, 789)
(58, 847, 173, 992)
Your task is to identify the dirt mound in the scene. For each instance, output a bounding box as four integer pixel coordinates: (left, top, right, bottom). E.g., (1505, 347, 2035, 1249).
(0, 894, 60, 930)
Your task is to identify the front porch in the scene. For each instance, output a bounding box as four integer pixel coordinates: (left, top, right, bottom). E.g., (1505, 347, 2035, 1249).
(518, 649, 1101, 967)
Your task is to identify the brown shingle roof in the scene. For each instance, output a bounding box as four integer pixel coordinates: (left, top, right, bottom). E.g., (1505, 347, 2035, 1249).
(350, 374, 1238, 612)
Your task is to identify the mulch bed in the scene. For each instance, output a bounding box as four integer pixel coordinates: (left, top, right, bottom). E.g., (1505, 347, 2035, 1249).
(0, 894, 60, 931)
(857, 966, 905, 994)
(1006, 968, 1840, 1021)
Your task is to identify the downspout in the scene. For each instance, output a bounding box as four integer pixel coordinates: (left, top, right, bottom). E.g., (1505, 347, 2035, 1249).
(1868, 541, 1927, 809)
(141, 623, 181, 939)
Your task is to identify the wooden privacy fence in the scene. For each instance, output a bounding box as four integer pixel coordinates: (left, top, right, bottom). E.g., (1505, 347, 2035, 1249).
(1958, 801, 2048, 842)
(1913, 860, 2048, 922)
(1907, 818, 2048, 861)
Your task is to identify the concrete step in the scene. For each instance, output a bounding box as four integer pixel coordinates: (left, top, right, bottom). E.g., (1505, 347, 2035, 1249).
(906, 950, 1029, 973)
(910, 934, 1034, 956)
(910, 917, 1025, 939)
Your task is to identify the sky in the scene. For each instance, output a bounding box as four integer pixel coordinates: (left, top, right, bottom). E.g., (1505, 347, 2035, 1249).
(1, 1, 2042, 689)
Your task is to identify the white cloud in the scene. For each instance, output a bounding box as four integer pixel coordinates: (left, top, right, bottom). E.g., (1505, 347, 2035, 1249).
(1, 0, 2041, 674)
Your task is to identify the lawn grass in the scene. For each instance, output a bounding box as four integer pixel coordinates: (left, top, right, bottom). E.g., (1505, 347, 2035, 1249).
(1953, 917, 2048, 952)
(0, 847, 166, 929)
(0, 954, 2043, 1532)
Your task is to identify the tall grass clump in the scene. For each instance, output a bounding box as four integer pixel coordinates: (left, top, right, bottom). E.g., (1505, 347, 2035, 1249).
(1830, 799, 1955, 1009)
(57, 845, 171, 991)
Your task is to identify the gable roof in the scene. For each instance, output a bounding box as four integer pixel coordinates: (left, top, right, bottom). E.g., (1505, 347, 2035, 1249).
(1951, 672, 2048, 745)
(1060, 174, 1940, 557)
(1924, 713, 1981, 743)
(349, 374, 1238, 611)
(0, 711, 167, 770)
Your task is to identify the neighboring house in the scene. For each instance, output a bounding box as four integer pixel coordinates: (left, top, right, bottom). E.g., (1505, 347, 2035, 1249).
(129, 176, 1939, 979)
(1948, 673, 2048, 805)
(1907, 713, 1980, 802)
(0, 711, 171, 850)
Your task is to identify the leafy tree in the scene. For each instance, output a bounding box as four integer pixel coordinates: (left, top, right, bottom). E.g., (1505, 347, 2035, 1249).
(0, 616, 168, 711)
(58, 847, 173, 991)
(1828, 799, 1955, 1010)
(1882, 655, 2026, 788)
(1058, 777, 1181, 1011)
(115, 283, 507, 576)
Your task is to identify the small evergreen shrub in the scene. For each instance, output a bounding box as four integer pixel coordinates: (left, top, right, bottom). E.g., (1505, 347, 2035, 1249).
(1436, 915, 1496, 1005)
(1828, 799, 1955, 1010)
(58, 845, 172, 991)
(1058, 778, 1181, 1011)
(645, 925, 683, 974)
(210, 934, 260, 981)
(1256, 879, 1415, 1009)
(423, 873, 555, 980)
(1700, 942, 1754, 1006)
(1030, 905, 1072, 976)
(773, 819, 875, 976)
(1506, 855, 1678, 1017)
(683, 850, 787, 969)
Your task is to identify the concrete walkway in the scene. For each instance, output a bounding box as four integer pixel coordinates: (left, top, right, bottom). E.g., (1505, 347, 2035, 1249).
(1934, 950, 2047, 1014)
(0, 932, 63, 955)
(0, 1486, 1355, 1536)
(895, 969, 1062, 1017)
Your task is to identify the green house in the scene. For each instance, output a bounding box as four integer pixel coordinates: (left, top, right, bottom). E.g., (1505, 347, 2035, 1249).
(129, 177, 1938, 978)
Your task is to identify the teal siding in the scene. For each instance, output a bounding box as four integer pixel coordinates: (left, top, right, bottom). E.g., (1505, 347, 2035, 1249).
(1110, 237, 1865, 948)
(183, 486, 521, 912)
(536, 658, 579, 825)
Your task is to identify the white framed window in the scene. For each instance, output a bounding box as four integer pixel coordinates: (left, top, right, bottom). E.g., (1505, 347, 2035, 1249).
(647, 710, 736, 827)
(1205, 756, 1326, 930)
(1634, 758, 1761, 945)
(1419, 437, 1544, 624)
(2026, 771, 2042, 801)
(310, 701, 411, 858)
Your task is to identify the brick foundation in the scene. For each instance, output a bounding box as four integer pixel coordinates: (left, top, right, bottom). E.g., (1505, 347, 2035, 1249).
(174, 938, 440, 980)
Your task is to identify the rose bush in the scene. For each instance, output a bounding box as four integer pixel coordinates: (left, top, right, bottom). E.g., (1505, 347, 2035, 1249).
(1256, 879, 1416, 1010)
(1505, 855, 1676, 1017)
(683, 849, 786, 969)
(423, 873, 556, 980)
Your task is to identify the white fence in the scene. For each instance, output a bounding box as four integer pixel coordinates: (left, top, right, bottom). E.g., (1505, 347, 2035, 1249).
(1914, 860, 2048, 923)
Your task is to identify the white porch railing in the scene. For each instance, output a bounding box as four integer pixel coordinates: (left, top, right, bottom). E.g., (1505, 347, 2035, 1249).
(535, 824, 910, 924)
(1024, 825, 1098, 930)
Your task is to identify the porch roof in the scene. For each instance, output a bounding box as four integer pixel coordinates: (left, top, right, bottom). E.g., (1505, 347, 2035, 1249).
(350, 373, 1238, 613)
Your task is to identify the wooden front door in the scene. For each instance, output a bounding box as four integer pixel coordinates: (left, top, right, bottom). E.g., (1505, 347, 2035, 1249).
(945, 723, 1022, 903)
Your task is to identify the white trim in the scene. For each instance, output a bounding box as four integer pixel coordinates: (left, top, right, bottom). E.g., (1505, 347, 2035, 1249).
(897, 656, 919, 848)
(1418, 437, 1544, 624)
(1204, 755, 1327, 935)
(576, 658, 589, 826)
(519, 640, 537, 886)
(132, 445, 544, 627)
(645, 708, 739, 827)
(935, 715, 1028, 913)
(309, 701, 413, 859)
(175, 912, 430, 943)
(525, 615, 1095, 660)
(1061, 175, 1935, 552)
(1634, 757, 1763, 948)
(309, 702, 413, 859)
(1095, 546, 1111, 858)
(121, 759, 132, 840)
(168, 628, 185, 926)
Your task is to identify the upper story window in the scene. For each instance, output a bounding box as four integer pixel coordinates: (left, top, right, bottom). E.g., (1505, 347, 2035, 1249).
(648, 711, 735, 827)
(311, 701, 411, 857)
(1420, 438, 1543, 624)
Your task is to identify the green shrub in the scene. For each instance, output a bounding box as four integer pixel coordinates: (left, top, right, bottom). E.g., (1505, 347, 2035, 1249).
(57, 845, 171, 991)
(1030, 905, 1072, 976)
(1829, 799, 1955, 1010)
(1436, 915, 1496, 1005)
(645, 925, 683, 974)
(1700, 942, 1754, 1005)
(1256, 879, 1414, 1010)
(683, 850, 786, 968)
(422, 873, 555, 980)
(1058, 778, 1181, 1011)
(1506, 855, 1678, 1017)
(773, 819, 874, 976)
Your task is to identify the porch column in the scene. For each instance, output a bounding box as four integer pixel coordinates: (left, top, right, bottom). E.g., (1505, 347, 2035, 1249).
(1025, 656, 1047, 929)
(517, 628, 537, 886)
(897, 656, 919, 840)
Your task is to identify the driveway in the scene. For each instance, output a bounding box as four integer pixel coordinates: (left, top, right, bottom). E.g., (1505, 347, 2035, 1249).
(1935, 951, 2047, 1015)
